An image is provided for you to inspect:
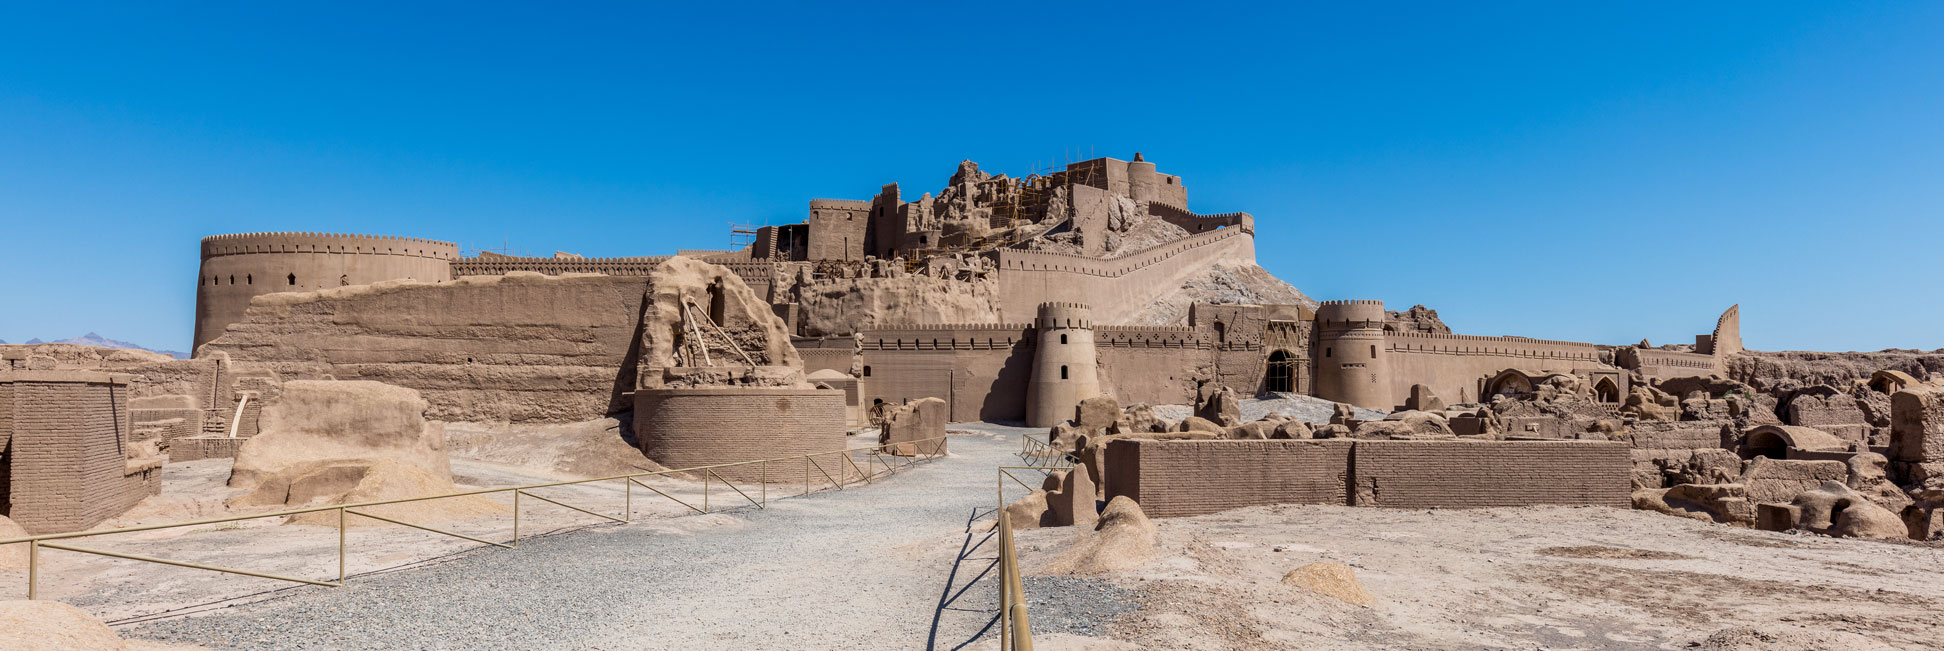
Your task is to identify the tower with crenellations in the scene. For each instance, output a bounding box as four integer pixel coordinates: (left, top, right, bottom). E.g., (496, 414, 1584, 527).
(193, 232, 458, 351)
(1026, 302, 1103, 428)
(1313, 300, 1391, 411)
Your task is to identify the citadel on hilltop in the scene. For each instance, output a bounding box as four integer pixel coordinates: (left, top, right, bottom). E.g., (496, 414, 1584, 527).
(186, 152, 1736, 424)
(4, 153, 1805, 537)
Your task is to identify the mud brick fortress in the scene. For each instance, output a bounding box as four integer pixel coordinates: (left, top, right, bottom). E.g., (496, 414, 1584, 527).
(5, 152, 1942, 541)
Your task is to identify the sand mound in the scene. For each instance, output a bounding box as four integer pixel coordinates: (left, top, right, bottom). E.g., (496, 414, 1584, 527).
(228, 380, 501, 525)
(0, 600, 204, 650)
(1691, 626, 1897, 651)
(1280, 562, 1377, 607)
(1005, 490, 1051, 530)
(1045, 497, 1156, 574)
(0, 516, 28, 570)
(445, 418, 666, 479)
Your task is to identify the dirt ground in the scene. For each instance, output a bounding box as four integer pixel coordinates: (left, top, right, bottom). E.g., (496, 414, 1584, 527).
(0, 446, 750, 626)
(1016, 504, 1944, 650)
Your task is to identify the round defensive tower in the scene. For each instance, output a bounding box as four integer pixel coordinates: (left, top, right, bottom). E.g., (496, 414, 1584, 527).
(1026, 302, 1103, 428)
(1127, 152, 1159, 204)
(1313, 300, 1391, 411)
(193, 232, 458, 351)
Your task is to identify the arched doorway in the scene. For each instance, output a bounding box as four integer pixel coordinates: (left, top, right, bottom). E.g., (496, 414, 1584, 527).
(1485, 370, 1534, 398)
(1593, 377, 1620, 403)
(1264, 350, 1295, 393)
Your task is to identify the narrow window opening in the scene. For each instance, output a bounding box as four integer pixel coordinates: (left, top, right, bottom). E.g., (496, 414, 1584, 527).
(228, 275, 235, 284)
(1060, 365, 1069, 380)
(1059, 334, 1067, 344)
(246, 274, 252, 285)
(287, 273, 296, 286)
(1325, 347, 1332, 358)
(862, 366, 872, 377)
(1370, 345, 1377, 357)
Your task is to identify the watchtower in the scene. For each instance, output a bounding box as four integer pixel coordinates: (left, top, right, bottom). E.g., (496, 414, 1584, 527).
(1314, 300, 1391, 410)
(193, 232, 458, 351)
(1026, 302, 1102, 428)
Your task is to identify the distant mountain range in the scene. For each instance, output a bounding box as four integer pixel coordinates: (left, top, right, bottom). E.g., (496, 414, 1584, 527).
(1, 333, 188, 359)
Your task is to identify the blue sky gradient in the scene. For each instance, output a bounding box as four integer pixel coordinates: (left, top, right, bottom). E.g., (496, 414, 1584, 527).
(2, 2, 1939, 353)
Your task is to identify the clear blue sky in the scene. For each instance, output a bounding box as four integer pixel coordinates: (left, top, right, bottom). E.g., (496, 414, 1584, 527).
(2, 2, 1939, 353)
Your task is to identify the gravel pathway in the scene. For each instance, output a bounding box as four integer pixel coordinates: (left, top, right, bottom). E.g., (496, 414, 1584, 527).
(128, 426, 1042, 650)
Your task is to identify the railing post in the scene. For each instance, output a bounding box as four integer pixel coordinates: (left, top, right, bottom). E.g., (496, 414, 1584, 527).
(512, 490, 521, 547)
(761, 460, 767, 507)
(804, 455, 810, 496)
(624, 477, 632, 522)
(703, 472, 710, 513)
(27, 540, 37, 600)
(338, 506, 346, 584)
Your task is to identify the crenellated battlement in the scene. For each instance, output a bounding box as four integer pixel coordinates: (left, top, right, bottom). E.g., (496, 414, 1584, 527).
(808, 198, 872, 211)
(200, 232, 459, 259)
(865, 322, 1033, 332)
(1320, 299, 1384, 307)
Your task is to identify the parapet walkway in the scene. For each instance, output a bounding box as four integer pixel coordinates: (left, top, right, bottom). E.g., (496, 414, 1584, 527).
(127, 426, 1037, 650)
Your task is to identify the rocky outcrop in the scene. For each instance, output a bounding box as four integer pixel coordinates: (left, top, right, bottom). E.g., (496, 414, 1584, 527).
(1384, 305, 1450, 335)
(792, 273, 1001, 337)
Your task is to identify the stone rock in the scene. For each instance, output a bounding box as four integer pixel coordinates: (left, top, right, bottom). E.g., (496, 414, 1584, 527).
(1178, 416, 1223, 434)
(1280, 561, 1376, 607)
(1351, 411, 1454, 440)
(0, 516, 26, 570)
(1270, 420, 1314, 439)
(1904, 489, 1944, 540)
(1113, 403, 1170, 434)
(1197, 387, 1241, 427)
(879, 396, 947, 453)
(1050, 422, 1082, 451)
(1622, 385, 1679, 421)
(1223, 420, 1275, 440)
(0, 600, 148, 650)
(1075, 395, 1121, 434)
(1890, 389, 1944, 463)
(1633, 484, 1755, 526)
(1046, 497, 1157, 575)
(1844, 452, 1912, 513)
(1740, 458, 1848, 504)
(1047, 466, 1099, 527)
(1791, 481, 1908, 540)
(1004, 490, 1050, 530)
(1405, 384, 1445, 412)
(228, 380, 501, 526)
(1329, 402, 1358, 427)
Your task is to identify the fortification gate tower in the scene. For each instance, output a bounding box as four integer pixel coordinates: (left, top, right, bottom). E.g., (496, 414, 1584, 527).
(1314, 300, 1391, 411)
(194, 232, 457, 351)
(1026, 302, 1102, 428)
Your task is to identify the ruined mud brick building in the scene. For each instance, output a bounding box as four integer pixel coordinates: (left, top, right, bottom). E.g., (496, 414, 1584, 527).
(0, 369, 161, 534)
(184, 153, 1742, 428)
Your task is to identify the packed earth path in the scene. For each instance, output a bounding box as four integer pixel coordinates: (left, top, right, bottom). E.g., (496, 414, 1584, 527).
(126, 426, 1038, 650)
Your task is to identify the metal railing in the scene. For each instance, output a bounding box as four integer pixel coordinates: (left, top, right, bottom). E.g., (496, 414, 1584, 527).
(991, 432, 1077, 651)
(0, 435, 950, 602)
(1017, 431, 1079, 470)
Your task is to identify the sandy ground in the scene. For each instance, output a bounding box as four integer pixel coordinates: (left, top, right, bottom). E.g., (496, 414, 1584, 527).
(1016, 503, 1944, 650)
(0, 448, 814, 625)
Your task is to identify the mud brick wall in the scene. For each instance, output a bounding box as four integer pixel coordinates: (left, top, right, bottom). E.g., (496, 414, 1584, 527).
(1350, 440, 1631, 509)
(1103, 438, 1631, 518)
(168, 436, 247, 462)
(1104, 439, 1354, 518)
(633, 387, 852, 484)
(2, 372, 157, 534)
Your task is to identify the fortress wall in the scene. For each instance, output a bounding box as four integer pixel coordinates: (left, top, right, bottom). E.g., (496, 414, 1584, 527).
(1349, 440, 1632, 508)
(994, 226, 1254, 325)
(450, 258, 780, 301)
(196, 233, 458, 351)
(859, 325, 1034, 422)
(1103, 438, 1630, 519)
(1381, 332, 1609, 407)
(1145, 202, 1252, 235)
(1633, 349, 1718, 381)
(1104, 439, 1354, 518)
(633, 387, 850, 483)
(200, 273, 652, 423)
